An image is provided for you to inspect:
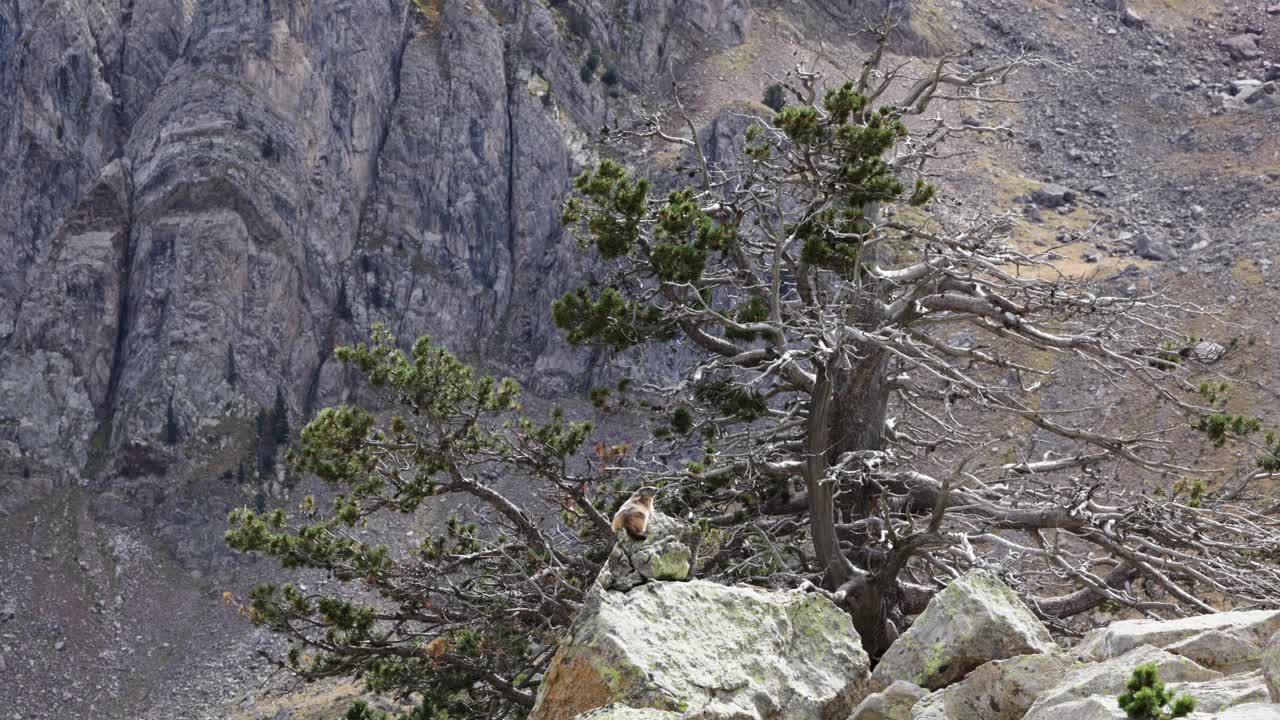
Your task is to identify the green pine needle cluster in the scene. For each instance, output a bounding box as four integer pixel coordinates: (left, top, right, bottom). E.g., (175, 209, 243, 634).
(551, 287, 671, 347)
(561, 159, 649, 259)
(224, 323, 604, 715)
(1118, 663, 1196, 720)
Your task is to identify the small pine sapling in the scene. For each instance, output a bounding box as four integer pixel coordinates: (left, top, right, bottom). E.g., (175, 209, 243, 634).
(1118, 662, 1196, 720)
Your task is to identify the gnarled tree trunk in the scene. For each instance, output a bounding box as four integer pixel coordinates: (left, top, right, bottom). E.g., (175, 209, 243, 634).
(826, 269, 901, 660)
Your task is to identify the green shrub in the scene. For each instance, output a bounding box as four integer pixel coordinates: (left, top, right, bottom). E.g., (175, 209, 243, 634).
(565, 8, 591, 38)
(580, 49, 600, 82)
(1118, 662, 1196, 720)
(762, 83, 785, 112)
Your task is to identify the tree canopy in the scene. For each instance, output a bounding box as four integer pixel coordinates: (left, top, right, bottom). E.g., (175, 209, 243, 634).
(553, 45, 1280, 657)
(226, 39, 1280, 719)
(226, 327, 614, 717)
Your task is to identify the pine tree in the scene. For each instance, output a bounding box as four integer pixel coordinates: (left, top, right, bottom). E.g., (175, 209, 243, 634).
(227, 49, 1280, 719)
(762, 82, 785, 112)
(271, 386, 290, 445)
(255, 409, 275, 477)
(164, 397, 180, 445)
(226, 344, 238, 387)
(227, 326, 599, 717)
(336, 279, 352, 320)
(1118, 663, 1196, 719)
(367, 282, 385, 309)
(580, 49, 600, 83)
(554, 58, 1280, 656)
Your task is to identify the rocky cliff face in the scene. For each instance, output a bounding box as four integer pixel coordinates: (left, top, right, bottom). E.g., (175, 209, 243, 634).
(0, 0, 773, 494)
(1, 3, 932, 715)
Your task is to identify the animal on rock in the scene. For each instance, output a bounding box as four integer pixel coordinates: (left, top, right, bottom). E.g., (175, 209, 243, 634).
(612, 486, 659, 541)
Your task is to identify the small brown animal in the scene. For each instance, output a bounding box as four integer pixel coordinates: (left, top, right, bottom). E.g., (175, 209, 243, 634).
(611, 486, 659, 540)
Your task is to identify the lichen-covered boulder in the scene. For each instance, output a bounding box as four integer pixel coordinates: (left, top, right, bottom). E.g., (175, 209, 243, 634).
(1166, 671, 1268, 715)
(1023, 645, 1222, 719)
(1022, 696, 1126, 720)
(1165, 630, 1266, 675)
(1263, 632, 1280, 702)
(1075, 610, 1280, 673)
(528, 580, 870, 720)
(848, 680, 927, 720)
(1022, 673, 1268, 720)
(871, 570, 1057, 691)
(597, 512, 692, 592)
(909, 653, 1076, 720)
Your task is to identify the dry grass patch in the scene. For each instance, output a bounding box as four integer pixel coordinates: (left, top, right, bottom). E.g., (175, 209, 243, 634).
(1158, 116, 1280, 180)
(229, 679, 416, 720)
(1127, 0, 1224, 31)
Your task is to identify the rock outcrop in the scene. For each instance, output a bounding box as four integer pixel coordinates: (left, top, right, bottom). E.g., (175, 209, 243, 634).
(1032, 183, 1077, 208)
(870, 570, 1057, 691)
(527, 568, 1280, 720)
(1263, 632, 1280, 702)
(910, 653, 1077, 720)
(528, 580, 869, 720)
(1023, 645, 1223, 719)
(848, 680, 928, 720)
(597, 511, 692, 592)
(1217, 705, 1280, 719)
(0, 0, 752, 499)
(1075, 610, 1280, 673)
(574, 708, 684, 720)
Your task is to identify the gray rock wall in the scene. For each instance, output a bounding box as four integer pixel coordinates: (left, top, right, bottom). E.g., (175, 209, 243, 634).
(0, 0, 748, 493)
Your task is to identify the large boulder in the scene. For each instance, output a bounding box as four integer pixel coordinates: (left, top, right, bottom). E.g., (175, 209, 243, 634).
(871, 570, 1057, 691)
(1168, 672, 1269, 715)
(1221, 34, 1262, 61)
(1218, 704, 1280, 719)
(528, 580, 870, 720)
(1264, 632, 1280, 702)
(1135, 234, 1179, 261)
(596, 511, 692, 592)
(1022, 673, 1268, 720)
(1075, 610, 1280, 673)
(574, 708, 684, 720)
(1024, 645, 1221, 719)
(1023, 696, 1126, 720)
(909, 653, 1076, 720)
(1032, 183, 1077, 208)
(849, 680, 928, 720)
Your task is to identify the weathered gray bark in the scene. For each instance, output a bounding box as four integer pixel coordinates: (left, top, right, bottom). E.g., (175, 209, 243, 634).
(805, 363, 852, 588)
(827, 264, 900, 658)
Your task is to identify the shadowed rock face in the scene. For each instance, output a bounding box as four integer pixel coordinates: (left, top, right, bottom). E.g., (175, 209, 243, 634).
(0, 0, 762, 494)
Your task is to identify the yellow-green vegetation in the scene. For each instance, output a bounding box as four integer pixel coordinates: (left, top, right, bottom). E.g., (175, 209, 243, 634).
(909, 0, 962, 52)
(188, 414, 259, 482)
(969, 146, 1148, 277)
(1159, 116, 1280, 179)
(83, 417, 114, 478)
(410, 0, 443, 29)
(1118, 662, 1197, 720)
(709, 34, 762, 77)
(1127, 0, 1223, 31)
(230, 680, 417, 720)
(410, 251, 436, 276)
(1232, 257, 1267, 288)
